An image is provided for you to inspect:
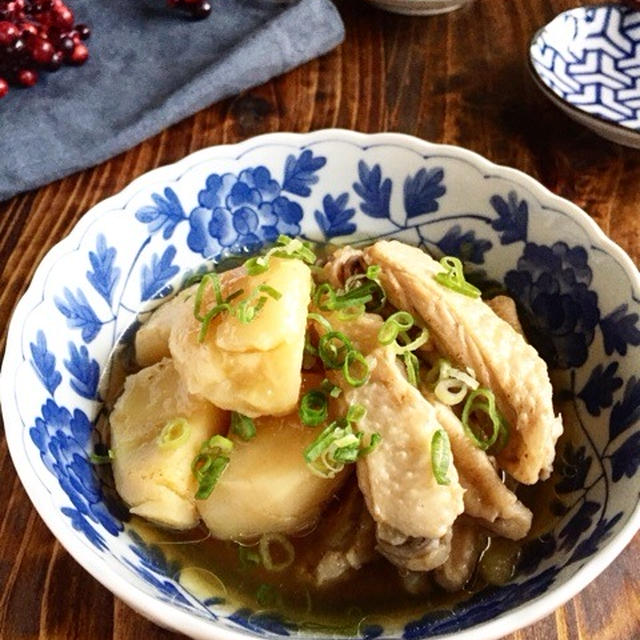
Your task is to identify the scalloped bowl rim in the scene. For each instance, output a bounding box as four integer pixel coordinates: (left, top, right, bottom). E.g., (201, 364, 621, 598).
(2, 129, 639, 640)
(528, 4, 640, 142)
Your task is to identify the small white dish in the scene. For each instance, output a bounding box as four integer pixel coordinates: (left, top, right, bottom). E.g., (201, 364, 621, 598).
(365, 0, 473, 16)
(530, 4, 640, 148)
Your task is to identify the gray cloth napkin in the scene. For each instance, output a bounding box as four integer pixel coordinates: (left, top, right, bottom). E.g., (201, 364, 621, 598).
(0, 0, 344, 201)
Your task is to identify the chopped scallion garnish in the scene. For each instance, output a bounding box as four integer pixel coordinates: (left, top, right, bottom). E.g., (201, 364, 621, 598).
(158, 417, 191, 449)
(321, 378, 342, 398)
(234, 284, 282, 324)
(258, 533, 295, 572)
(231, 412, 257, 441)
(307, 311, 332, 332)
(343, 349, 370, 387)
(343, 263, 387, 312)
(245, 235, 316, 275)
(191, 435, 234, 499)
(256, 583, 281, 608)
(304, 411, 379, 479)
(433, 256, 481, 298)
(238, 545, 261, 569)
(394, 328, 429, 354)
(461, 388, 508, 451)
(402, 351, 420, 387)
(378, 311, 415, 345)
(431, 428, 452, 485)
(299, 389, 329, 427)
(317, 331, 353, 369)
(346, 403, 366, 424)
(90, 448, 114, 465)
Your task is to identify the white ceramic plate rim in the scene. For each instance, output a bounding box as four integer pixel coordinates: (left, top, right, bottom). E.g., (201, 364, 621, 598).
(2, 129, 639, 640)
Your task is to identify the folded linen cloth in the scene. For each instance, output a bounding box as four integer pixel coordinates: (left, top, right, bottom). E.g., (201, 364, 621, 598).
(0, 0, 344, 201)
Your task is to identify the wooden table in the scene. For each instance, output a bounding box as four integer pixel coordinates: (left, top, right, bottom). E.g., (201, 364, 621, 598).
(1, 0, 638, 638)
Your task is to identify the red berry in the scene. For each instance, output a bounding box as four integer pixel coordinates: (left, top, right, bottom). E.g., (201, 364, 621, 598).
(0, 20, 18, 45)
(20, 21, 38, 37)
(0, 77, 8, 98)
(75, 22, 90, 40)
(29, 36, 53, 64)
(54, 5, 73, 28)
(69, 41, 87, 65)
(47, 49, 62, 70)
(17, 68, 37, 86)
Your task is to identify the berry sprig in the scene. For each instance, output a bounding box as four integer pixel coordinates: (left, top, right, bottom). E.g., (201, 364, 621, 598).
(0, 0, 90, 98)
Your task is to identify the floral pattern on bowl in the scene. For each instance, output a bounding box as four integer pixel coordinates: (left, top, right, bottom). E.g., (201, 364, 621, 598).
(529, 4, 640, 148)
(2, 130, 640, 640)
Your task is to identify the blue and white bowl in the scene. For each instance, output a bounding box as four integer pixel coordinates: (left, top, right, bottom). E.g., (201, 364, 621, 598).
(2, 130, 639, 640)
(529, 4, 640, 148)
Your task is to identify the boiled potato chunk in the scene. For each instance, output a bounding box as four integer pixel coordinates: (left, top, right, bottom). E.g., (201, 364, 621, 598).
(110, 358, 228, 529)
(197, 402, 348, 540)
(135, 284, 197, 368)
(135, 265, 246, 368)
(170, 257, 312, 417)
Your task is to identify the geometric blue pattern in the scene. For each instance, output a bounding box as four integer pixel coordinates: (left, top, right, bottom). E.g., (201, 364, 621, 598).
(531, 5, 640, 129)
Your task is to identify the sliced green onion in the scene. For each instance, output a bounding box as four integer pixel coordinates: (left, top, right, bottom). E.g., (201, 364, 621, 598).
(321, 379, 342, 398)
(234, 284, 281, 324)
(256, 583, 281, 608)
(314, 282, 337, 311)
(231, 412, 257, 441)
(304, 421, 343, 464)
(394, 328, 430, 354)
(299, 389, 329, 427)
(461, 388, 507, 451)
(318, 331, 353, 369)
(238, 545, 261, 569)
(378, 311, 414, 345)
(304, 415, 380, 478)
(434, 256, 481, 298)
(428, 359, 479, 405)
(346, 403, 366, 424)
(403, 351, 420, 387)
(192, 454, 230, 499)
(245, 255, 269, 276)
(257, 284, 282, 300)
(337, 303, 366, 321)
(273, 235, 316, 264)
(194, 273, 223, 321)
(343, 349, 370, 387)
(343, 264, 387, 312)
(258, 533, 295, 572)
(331, 433, 362, 463)
(90, 448, 114, 465)
(158, 417, 191, 449)
(334, 280, 377, 307)
(245, 235, 316, 276)
(307, 311, 332, 332)
(191, 435, 234, 499)
(198, 303, 230, 342)
(431, 428, 452, 485)
(359, 432, 381, 456)
(435, 378, 468, 405)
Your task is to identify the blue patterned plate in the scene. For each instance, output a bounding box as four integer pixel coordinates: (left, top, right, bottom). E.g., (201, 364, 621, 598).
(2, 130, 639, 640)
(529, 4, 640, 148)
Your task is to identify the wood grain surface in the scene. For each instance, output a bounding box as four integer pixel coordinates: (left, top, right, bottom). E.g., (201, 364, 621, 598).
(1, 1, 639, 638)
